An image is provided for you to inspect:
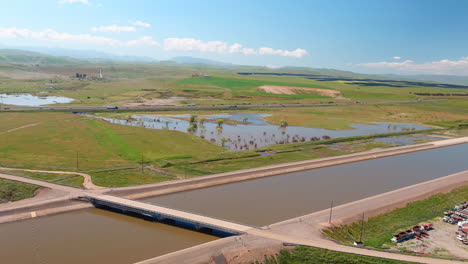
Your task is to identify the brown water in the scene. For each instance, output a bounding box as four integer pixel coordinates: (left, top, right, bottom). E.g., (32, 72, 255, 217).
(1, 144, 467, 263)
(0, 209, 216, 264)
(145, 143, 468, 226)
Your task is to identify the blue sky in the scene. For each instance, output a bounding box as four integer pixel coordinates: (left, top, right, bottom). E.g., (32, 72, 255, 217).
(1, 0, 468, 75)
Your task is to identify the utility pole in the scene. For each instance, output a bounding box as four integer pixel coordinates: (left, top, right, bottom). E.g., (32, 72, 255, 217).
(329, 200, 334, 224)
(359, 212, 365, 242)
(76, 151, 79, 171)
(141, 154, 144, 174)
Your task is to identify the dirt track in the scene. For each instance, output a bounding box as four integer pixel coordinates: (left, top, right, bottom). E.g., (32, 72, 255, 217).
(0, 167, 102, 190)
(258, 85, 346, 99)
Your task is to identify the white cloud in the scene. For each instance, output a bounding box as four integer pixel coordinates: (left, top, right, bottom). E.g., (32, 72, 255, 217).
(164, 38, 228, 53)
(359, 57, 468, 75)
(259, 47, 308, 58)
(59, 0, 89, 4)
(393, 56, 401, 60)
(91, 25, 136, 32)
(0, 27, 159, 47)
(126, 36, 159, 47)
(164, 38, 308, 58)
(130, 21, 151, 28)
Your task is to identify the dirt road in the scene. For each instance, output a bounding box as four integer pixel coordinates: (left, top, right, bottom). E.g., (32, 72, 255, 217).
(0, 167, 102, 190)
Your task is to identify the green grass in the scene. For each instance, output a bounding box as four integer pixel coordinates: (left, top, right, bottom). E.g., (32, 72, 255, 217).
(254, 246, 417, 264)
(0, 170, 84, 188)
(323, 185, 468, 249)
(89, 168, 175, 187)
(0, 112, 225, 187)
(0, 178, 40, 203)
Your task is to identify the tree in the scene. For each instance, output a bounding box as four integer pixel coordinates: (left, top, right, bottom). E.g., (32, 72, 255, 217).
(190, 114, 198, 123)
(279, 120, 288, 127)
(242, 117, 248, 123)
(216, 119, 224, 128)
(220, 137, 228, 147)
(199, 117, 206, 125)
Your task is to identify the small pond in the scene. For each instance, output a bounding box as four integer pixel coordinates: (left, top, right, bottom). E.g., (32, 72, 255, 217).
(0, 93, 74, 106)
(92, 113, 430, 151)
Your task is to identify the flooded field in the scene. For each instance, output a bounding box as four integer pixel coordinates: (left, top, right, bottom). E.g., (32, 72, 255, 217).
(144, 143, 468, 226)
(0, 93, 74, 106)
(95, 113, 429, 150)
(0, 209, 216, 264)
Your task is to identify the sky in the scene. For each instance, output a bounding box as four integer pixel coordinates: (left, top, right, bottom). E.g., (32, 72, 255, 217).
(1, 0, 468, 75)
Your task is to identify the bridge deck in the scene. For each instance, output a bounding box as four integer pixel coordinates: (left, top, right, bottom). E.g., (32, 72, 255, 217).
(86, 194, 252, 234)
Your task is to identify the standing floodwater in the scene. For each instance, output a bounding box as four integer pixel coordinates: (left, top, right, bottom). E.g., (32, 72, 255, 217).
(0, 93, 74, 106)
(94, 113, 429, 150)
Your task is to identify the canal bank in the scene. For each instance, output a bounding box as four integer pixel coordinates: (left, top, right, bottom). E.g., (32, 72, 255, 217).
(0, 137, 466, 225)
(138, 170, 468, 264)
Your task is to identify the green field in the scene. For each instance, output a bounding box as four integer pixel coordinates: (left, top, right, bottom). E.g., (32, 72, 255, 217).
(2, 61, 468, 108)
(0, 112, 225, 187)
(255, 246, 417, 264)
(0, 170, 84, 188)
(0, 178, 39, 203)
(323, 185, 468, 249)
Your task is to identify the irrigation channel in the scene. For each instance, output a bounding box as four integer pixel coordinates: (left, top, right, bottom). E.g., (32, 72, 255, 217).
(0, 144, 467, 264)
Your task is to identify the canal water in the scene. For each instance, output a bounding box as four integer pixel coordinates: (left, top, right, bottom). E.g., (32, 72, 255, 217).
(144, 143, 468, 226)
(0, 209, 216, 264)
(0, 143, 466, 263)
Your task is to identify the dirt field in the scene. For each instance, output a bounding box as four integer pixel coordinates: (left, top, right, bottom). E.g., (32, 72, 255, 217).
(391, 218, 468, 259)
(118, 97, 184, 107)
(258, 85, 346, 99)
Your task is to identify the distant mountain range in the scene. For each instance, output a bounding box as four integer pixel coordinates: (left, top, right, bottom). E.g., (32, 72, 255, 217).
(0, 49, 83, 64)
(1, 47, 467, 86)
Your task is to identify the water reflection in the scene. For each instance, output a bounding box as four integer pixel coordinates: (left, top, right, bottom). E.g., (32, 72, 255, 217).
(0, 93, 74, 106)
(93, 113, 429, 151)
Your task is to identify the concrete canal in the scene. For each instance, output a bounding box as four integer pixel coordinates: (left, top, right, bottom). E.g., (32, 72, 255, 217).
(144, 143, 468, 226)
(1, 143, 467, 263)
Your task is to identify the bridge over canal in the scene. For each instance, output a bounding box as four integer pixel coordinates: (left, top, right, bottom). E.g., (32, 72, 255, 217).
(83, 194, 253, 236)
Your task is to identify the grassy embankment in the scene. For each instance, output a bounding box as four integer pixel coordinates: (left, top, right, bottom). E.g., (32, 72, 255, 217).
(0, 112, 225, 187)
(0, 170, 83, 188)
(0, 178, 39, 203)
(323, 185, 468, 249)
(254, 246, 417, 264)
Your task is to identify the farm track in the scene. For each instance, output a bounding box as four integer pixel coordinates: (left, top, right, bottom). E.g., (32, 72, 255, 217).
(0, 167, 102, 190)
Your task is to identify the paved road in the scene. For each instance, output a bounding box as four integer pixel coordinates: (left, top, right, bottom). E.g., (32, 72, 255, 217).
(0, 99, 446, 112)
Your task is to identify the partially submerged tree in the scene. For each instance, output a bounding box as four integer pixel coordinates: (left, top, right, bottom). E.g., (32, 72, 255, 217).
(216, 119, 224, 128)
(279, 120, 288, 128)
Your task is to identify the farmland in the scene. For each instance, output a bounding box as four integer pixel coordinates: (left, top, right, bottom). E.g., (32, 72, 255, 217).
(0, 60, 467, 187)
